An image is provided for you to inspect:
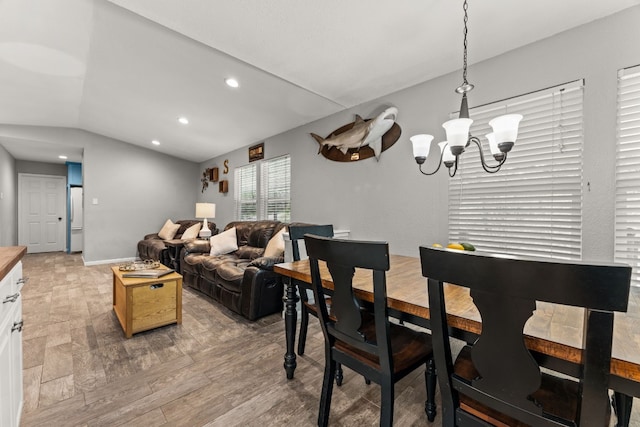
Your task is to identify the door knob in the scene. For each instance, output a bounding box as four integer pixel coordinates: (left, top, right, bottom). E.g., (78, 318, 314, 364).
(58, 217, 62, 221)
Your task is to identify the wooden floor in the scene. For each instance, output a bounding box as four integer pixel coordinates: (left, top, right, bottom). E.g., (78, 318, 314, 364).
(18, 252, 640, 426)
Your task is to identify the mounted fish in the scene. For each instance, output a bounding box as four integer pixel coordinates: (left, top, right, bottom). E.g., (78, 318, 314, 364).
(310, 107, 401, 162)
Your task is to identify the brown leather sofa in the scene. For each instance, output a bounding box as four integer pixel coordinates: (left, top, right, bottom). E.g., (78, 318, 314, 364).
(180, 220, 288, 321)
(137, 219, 218, 270)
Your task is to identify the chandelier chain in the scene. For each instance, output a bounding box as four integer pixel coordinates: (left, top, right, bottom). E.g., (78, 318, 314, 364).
(462, 0, 469, 85)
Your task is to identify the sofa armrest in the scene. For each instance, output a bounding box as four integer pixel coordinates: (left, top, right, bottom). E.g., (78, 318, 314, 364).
(144, 233, 160, 240)
(248, 256, 284, 271)
(184, 240, 211, 254)
(241, 266, 284, 320)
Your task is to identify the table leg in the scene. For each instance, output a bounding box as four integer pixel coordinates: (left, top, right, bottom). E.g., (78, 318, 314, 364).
(613, 391, 633, 427)
(283, 277, 299, 379)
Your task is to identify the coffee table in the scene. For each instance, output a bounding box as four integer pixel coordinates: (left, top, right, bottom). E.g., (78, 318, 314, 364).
(111, 265, 183, 338)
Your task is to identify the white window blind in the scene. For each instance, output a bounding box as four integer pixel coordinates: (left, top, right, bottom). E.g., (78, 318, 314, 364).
(234, 163, 257, 220)
(260, 155, 291, 222)
(449, 80, 584, 260)
(615, 65, 640, 286)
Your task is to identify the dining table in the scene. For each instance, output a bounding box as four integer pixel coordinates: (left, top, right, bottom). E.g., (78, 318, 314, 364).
(274, 254, 640, 427)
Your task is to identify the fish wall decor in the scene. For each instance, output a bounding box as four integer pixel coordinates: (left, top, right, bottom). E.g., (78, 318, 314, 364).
(310, 107, 401, 162)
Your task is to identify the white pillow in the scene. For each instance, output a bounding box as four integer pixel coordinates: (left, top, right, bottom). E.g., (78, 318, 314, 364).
(181, 222, 201, 240)
(158, 219, 180, 240)
(264, 227, 286, 258)
(210, 227, 239, 256)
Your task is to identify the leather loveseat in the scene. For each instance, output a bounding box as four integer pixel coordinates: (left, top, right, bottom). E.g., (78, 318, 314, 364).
(138, 219, 218, 269)
(181, 220, 288, 321)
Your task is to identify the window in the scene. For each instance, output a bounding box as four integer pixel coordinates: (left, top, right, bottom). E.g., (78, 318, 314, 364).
(234, 154, 291, 222)
(260, 155, 291, 222)
(615, 65, 640, 286)
(234, 163, 257, 220)
(448, 80, 584, 260)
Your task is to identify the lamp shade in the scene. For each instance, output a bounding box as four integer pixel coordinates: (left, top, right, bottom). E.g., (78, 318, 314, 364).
(442, 118, 473, 148)
(195, 203, 216, 219)
(410, 134, 434, 158)
(489, 114, 523, 144)
(439, 142, 456, 163)
(486, 133, 500, 156)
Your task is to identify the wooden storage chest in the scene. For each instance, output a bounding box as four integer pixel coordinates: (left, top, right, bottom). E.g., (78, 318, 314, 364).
(111, 266, 182, 338)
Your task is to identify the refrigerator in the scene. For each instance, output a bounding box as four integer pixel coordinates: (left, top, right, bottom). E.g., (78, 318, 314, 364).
(70, 186, 83, 252)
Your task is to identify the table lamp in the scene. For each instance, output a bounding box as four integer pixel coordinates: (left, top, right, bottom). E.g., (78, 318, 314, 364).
(195, 203, 216, 239)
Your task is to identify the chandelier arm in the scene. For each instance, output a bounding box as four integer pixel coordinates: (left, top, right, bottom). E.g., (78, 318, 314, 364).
(449, 156, 459, 177)
(469, 136, 506, 174)
(418, 146, 446, 176)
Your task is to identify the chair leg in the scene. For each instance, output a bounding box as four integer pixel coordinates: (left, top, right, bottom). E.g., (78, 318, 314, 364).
(318, 357, 336, 427)
(380, 377, 395, 427)
(425, 358, 437, 422)
(298, 304, 310, 356)
(335, 363, 343, 386)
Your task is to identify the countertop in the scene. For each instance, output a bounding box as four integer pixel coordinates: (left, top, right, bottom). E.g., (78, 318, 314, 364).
(0, 246, 27, 281)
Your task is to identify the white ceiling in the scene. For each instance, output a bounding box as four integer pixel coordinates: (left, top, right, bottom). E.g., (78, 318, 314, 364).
(0, 0, 638, 164)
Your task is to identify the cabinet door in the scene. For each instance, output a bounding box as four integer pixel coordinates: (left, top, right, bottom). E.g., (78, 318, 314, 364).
(11, 262, 23, 294)
(0, 316, 12, 427)
(9, 298, 23, 426)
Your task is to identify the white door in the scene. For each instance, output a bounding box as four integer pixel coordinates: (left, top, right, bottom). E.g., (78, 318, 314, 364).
(18, 174, 66, 253)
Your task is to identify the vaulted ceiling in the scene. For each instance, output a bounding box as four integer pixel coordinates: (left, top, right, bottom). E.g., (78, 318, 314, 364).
(1, 0, 638, 164)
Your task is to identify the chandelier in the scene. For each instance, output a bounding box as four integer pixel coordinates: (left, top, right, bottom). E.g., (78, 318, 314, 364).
(410, 0, 522, 177)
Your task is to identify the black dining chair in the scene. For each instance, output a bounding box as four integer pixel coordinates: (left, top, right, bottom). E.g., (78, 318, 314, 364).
(288, 224, 335, 357)
(306, 235, 437, 426)
(288, 224, 345, 386)
(419, 246, 631, 427)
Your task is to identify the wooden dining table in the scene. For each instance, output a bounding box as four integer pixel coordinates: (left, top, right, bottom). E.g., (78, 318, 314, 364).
(274, 254, 640, 427)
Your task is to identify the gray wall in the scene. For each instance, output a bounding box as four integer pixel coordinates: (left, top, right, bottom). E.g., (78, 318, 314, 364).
(0, 126, 200, 263)
(199, 6, 640, 260)
(0, 144, 17, 247)
(16, 160, 67, 177)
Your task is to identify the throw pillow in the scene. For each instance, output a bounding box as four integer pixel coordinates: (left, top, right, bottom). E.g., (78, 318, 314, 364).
(181, 222, 201, 240)
(210, 227, 239, 256)
(158, 219, 180, 240)
(263, 226, 286, 258)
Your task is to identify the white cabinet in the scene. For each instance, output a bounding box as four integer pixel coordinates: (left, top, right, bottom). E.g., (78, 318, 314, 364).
(0, 261, 23, 427)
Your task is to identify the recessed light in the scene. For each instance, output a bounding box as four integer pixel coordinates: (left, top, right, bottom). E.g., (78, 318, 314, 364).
(58, 155, 67, 159)
(152, 140, 160, 146)
(225, 78, 239, 88)
(178, 117, 189, 125)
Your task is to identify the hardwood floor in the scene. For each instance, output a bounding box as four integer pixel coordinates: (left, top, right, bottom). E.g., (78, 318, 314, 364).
(18, 252, 640, 426)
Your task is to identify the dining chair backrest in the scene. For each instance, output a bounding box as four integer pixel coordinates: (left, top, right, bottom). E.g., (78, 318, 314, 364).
(305, 235, 392, 370)
(419, 246, 631, 426)
(288, 224, 334, 261)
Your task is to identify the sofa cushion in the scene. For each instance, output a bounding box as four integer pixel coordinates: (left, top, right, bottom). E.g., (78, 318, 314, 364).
(200, 254, 237, 282)
(182, 253, 210, 275)
(210, 227, 238, 256)
(236, 245, 264, 260)
(158, 219, 180, 240)
(247, 222, 278, 247)
(216, 260, 251, 292)
(181, 222, 201, 240)
(264, 226, 286, 258)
